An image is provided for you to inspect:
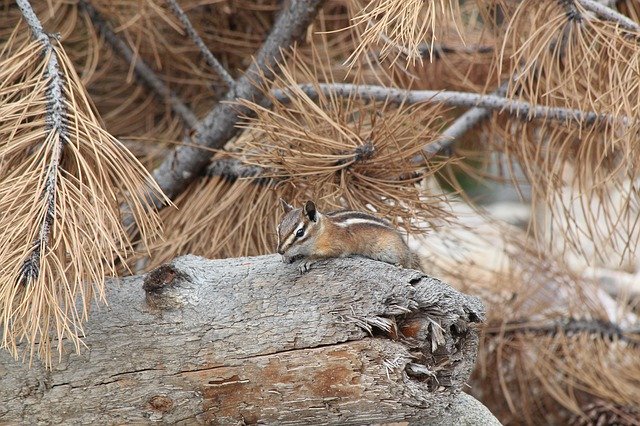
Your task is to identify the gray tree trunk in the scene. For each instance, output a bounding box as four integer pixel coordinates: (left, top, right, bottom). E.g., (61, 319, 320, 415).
(0, 254, 497, 425)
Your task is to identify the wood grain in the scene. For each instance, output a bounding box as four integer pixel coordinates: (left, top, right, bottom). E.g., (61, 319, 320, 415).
(0, 254, 492, 424)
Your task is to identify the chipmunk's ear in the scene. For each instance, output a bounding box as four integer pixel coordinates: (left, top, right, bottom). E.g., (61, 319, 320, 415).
(303, 200, 317, 222)
(279, 198, 294, 213)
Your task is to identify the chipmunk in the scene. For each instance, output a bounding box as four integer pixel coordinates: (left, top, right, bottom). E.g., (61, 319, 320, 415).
(276, 199, 422, 273)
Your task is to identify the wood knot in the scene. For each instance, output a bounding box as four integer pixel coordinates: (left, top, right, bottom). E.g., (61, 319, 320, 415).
(142, 264, 188, 310)
(148, 394, 173, 412)
(143, 264, 179, 293)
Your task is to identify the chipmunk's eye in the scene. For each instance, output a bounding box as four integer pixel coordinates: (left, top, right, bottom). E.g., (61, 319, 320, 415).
(295, 228, 304, 238)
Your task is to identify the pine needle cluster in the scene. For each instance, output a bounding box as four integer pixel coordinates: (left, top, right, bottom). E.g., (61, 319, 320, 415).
(0, 2, 166, 364)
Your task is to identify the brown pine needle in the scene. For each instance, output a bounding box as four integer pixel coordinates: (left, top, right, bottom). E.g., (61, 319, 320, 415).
(345, 0, 465, 69)
(0, 4, 168, 365)
(232, 46, 454, 233)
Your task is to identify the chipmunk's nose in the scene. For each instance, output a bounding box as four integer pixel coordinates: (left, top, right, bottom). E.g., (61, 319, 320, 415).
(277, 247, 284, 255)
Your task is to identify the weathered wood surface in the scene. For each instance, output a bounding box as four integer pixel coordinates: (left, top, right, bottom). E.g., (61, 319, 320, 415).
(0, 254, 491, 425)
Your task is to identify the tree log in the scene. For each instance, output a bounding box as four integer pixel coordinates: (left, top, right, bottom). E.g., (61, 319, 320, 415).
(0, 254, 495, 424)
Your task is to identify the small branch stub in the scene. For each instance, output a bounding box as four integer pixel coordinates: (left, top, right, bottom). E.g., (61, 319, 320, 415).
(142, 264, 188, 310)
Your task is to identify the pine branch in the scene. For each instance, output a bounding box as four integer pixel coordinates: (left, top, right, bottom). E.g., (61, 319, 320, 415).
(15, 0, 66, 284)
(423, 0, 592, 157)
(272, 83, 631, 128)
(421, 43, 494, 59)
(165, 0, 235, 88)
(577, 0, 640, 32)
(205, 142, 377, 180)
(487, 318, 640, 346)
(423, 80, 510, 157)
(206, 158, 265, 179)
(3, 0, 168, 364)
(202, 69, 611, 178)
(205, 82, 496, 176)
(423, 6, 579, 158)
(79, 0, 199, 129)
(149, 0, 326, 203)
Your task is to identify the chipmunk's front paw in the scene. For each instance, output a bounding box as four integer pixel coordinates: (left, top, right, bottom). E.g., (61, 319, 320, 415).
(297, 260, 315, 274)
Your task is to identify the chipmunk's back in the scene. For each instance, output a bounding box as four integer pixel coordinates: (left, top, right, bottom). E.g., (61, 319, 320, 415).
(277, 200, 422, 271)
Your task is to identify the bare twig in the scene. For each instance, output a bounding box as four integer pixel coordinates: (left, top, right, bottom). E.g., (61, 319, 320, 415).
(206, 158, 265, 179)
(486, 318, 640, 345)
(423, 80, 510, 156)
(204, 142, 376, 180)
(577, 0, 640, 32)
(79, 0, 199, 129)
(149, 0, 325, 203)
(15, 0, 66, 284)
(419, 42, 494, 59)
(272, 83, 631, 127)
(165, 0, 235, 88)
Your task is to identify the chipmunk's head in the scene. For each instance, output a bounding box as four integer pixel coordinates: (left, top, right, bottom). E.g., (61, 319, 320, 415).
(276, 199, 321, 263)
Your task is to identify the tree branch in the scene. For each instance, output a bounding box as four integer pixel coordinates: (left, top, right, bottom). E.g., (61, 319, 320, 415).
(206, 158, 264, 179)
(272, 83, 631, 127)
(421, 0, 580, 159)
(200, 70, 611, 179)
(15, 0, 66, 284)
(149, 0, 325, 203)
(577, 0, 640, 32)
(79, 0, 199, 129)
(423, 80, 510, 157)
(419, 43, 494, 59)
(486, 317, 640, 345)
(165, 0, 235, 88)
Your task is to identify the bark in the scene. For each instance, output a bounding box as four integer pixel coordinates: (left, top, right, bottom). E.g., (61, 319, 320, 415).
(0, 254, 492, 425)
(577, 0, 640, 32)
(272, 83, 627, 126)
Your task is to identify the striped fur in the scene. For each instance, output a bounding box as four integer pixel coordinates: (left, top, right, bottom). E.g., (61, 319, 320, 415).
(326, 210, 392, 228)
(276, 200, 422, 271)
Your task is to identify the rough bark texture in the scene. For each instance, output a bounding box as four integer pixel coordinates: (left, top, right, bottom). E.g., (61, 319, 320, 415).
(0, 254, 492, 425)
